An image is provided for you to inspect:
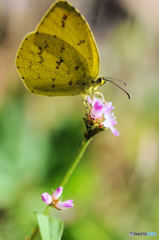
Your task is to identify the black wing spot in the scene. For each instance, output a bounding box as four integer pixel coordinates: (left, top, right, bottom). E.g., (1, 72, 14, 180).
(31, 91, 34, 93)
(60, 46, 65, 53)
(44, 41, 48, 49)
(77, 40, 85, 46)
(63, 14, 67, 20)
(82, 82, 86, 86)
(56, 57, 64, 64)
(92, 80, 96, 84)
(22, 77, 25, 79)
(36, 32, 39, 35)
(62, 14, 68, 27)
(56, 57, 64, 69)
(69, 81, 72, 85)
(17, 66, 19, 69)
(53, 35, 56, 38)
(75, 66, 79, 70)
(62, 21, 65, 28)
(52, 78, 55, 81)
(38, 47, 43, 60)
(17, 56, 19, 58)
(25, 38, 28, 40)
(52, 84, 55, 88)
(38, 46, 42, 54)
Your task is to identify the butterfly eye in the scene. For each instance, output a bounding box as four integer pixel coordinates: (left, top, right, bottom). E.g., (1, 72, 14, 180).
(97, 77, 102, 84)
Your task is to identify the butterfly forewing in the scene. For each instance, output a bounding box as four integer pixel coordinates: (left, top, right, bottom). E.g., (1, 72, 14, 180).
(36, 1, 99, 80)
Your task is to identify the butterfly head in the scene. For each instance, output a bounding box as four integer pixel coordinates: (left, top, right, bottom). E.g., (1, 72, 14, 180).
(96, 77, 106, 86)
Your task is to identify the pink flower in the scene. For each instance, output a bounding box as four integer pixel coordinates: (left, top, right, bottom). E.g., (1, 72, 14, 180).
(56, 200, 74, 210)
(52, 186, 63, 200)
(91, 98, 105, 119)
(41, 186, 74, 210)
(87, 96, 105, 119)
(105, 102, 114, 114)
(85, 95, 119, 136)
(103, 111, 119, 136)
(41, 192, 52, 205)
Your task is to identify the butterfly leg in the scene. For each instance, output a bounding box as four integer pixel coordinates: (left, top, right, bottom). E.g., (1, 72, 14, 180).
(92, 90, 105, 102)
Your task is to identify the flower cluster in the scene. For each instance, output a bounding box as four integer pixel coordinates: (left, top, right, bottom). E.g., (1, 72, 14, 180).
(84, 95, 119, 138)
(41, 95, 119, 211)
(41, 187, 74, 210)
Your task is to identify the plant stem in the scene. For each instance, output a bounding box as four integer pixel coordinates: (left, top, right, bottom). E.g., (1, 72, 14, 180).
(25, 225, 38, 240)
(60, 137, 93, 187)
(27, 137, 92, 240)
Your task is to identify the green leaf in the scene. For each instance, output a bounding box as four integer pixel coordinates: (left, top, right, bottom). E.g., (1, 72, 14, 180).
(37, 213, 64, 240)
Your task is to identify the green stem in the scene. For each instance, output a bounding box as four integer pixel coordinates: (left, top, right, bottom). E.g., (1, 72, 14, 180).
(60, 137, 93, 187)
(27, 137, 92, 240)
(25, 225, 39, 240)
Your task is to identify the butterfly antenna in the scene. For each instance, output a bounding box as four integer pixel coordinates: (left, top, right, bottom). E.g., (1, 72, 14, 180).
(104, 77, 127, 86)
(103, 78, 130, 99)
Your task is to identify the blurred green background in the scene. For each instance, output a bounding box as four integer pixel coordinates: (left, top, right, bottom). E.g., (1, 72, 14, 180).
(0, 0, 159, 239)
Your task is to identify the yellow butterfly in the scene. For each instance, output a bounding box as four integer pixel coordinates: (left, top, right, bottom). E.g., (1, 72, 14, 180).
(16, 0, 129, 98)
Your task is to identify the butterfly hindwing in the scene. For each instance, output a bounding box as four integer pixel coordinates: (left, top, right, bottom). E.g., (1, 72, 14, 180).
(16, 32, 93, 96)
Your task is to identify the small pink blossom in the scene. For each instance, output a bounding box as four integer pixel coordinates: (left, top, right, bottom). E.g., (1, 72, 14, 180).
(52, 186, 63, 200)
(91, 98, 105, 119)
(56, 200, 74, 210)
(85, 95, 119, 136)
(103, 111, 119, 136)
(105, 102, 115, 114)
(41, 186, 74, 210)
(41, 192, 52, 205)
